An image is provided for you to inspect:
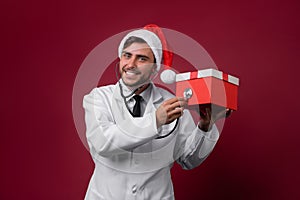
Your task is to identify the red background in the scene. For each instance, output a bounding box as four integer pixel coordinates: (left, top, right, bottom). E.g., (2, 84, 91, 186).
(1, 0, 300, 199)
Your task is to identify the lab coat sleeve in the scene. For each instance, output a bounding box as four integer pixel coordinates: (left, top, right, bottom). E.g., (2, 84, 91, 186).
(174, 111, 220, 170)
(83, 88, 159, 157)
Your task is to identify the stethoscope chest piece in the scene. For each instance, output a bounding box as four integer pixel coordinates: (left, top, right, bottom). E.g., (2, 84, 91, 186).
(183, 88, 193, 99)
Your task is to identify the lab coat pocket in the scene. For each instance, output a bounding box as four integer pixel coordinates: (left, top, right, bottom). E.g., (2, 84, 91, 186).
(86, 188, 105, 200)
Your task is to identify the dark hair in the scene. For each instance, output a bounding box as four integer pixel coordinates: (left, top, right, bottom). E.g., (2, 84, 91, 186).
(122, 36, 156, 63)
(123, 36, 147, 49)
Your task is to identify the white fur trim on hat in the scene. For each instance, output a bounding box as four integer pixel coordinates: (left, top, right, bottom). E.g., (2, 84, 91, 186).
(118, 29, 162, 71)
(160, 69, 176, 84)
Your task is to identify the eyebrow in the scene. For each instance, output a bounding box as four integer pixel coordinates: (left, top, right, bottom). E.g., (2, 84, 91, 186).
(122, 51, 151, 60)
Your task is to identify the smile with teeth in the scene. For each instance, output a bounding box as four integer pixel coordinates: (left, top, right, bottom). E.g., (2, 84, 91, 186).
(124, 70, 140, 76)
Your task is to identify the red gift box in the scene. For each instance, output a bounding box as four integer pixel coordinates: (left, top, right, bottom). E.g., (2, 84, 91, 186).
(175, 68, 239, 110)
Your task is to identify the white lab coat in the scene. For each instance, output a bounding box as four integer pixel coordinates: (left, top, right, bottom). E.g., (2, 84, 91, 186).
(83, 81, 220, 200)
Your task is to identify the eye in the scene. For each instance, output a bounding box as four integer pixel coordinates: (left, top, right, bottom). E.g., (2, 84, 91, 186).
(122, 53, 131, 59)
(138, 56, 148, 62)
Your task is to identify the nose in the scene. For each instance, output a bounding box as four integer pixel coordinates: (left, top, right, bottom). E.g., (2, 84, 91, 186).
(124, 57, 137, 70)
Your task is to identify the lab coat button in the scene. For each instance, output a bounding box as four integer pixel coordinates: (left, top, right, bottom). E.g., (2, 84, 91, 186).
(132, 185, 137, 194)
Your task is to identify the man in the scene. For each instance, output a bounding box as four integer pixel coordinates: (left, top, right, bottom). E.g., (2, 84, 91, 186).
(83, 25, 230, 200)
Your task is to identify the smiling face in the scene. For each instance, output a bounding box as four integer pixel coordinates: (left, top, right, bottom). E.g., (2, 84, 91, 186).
(119, 42, 156, 88)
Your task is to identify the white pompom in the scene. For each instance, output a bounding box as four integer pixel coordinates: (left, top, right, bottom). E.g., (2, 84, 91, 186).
(160, 69, 176, 84)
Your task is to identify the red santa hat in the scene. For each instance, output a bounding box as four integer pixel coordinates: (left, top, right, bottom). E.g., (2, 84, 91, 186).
(118, 24, 177, 84)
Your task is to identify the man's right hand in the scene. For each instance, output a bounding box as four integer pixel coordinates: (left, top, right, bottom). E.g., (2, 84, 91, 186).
(156, 97, 188, 128)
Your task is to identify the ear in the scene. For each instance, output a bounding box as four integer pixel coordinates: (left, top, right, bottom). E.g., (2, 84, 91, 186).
(151, 64, 158, 74)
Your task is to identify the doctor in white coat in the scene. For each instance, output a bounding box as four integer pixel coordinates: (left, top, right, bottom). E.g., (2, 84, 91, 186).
(83, 25, 230, 200)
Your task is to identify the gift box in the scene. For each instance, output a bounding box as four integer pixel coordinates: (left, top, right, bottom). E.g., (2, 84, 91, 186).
(175, 68, 239, 110)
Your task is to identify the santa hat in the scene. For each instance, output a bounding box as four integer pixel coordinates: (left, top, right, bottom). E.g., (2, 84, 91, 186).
(118, 24, 176, 84)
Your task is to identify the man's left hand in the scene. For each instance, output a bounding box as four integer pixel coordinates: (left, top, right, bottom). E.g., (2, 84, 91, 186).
(194, 104, 233, 132)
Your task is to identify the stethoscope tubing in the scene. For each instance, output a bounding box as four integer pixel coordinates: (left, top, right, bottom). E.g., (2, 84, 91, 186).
(115, 62, 178, 140)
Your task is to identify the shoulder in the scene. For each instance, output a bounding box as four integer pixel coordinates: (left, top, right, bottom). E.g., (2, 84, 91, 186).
(153, 84, 175, 100)
(84, 84, 116, 100)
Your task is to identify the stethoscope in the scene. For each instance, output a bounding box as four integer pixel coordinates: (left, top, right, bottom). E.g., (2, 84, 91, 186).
(115, 62, 179, 139)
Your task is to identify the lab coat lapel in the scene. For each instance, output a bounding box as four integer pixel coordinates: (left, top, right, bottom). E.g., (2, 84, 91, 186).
(111, 81, 129, 122)
(112, 81, 164, 124)
(144, 83, 164, 115)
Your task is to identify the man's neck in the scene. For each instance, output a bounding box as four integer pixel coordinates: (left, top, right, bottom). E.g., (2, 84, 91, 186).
(119, 79, 150, 96)
(134, 84, 150, 95)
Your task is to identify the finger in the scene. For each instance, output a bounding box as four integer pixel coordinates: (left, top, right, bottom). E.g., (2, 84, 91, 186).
(199, 109, 206, 118)
(198, 107, 208, 119)
(225, 109, 233, 118)
(176, 97, 187, 101)
(166, 112, 182, 124)
(164, 97, 181, 105)
(164, 99, 187, 113)
(178, 98, 188, 108)
(168, 107, 184, 116)
(205, 107, 212, 120)
(169, 101, 187, 111)
(214, 108, 227, 120)
(164, 103, 179, 113)
(166, 97, 187, 106)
